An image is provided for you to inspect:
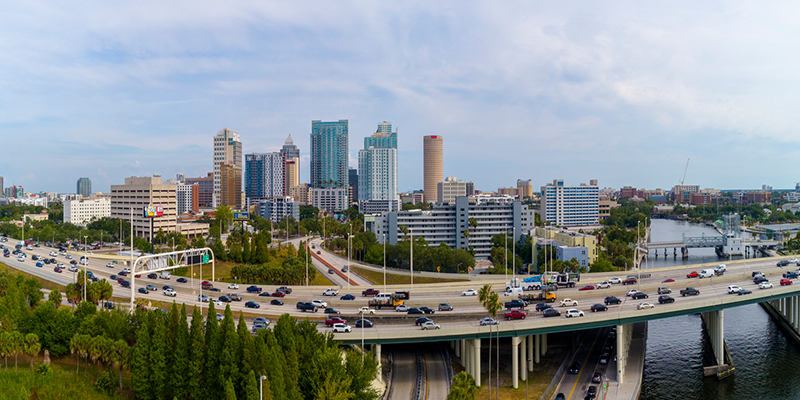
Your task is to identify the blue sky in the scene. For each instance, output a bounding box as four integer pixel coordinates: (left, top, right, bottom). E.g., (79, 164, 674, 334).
(2, 1, 800, 194)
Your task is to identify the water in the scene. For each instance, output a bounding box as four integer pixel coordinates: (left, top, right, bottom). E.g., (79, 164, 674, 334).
(640, 219, 800, 400)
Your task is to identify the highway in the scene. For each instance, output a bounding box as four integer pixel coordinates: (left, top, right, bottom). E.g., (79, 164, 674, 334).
(553, 328, 611, 400)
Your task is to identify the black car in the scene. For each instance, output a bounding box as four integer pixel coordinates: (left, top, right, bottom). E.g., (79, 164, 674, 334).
(120, 280, 131, 288)
(778, 260, 790, 267)
(147, 273, 158, 279)
(219, 295, 232, 302)
(271, 299, 284, 306)
(738, 289, 753, 295)
(591, 304, 607, 312)
(103, 302, 114, 310)
(543, 309, 561, 318)
(604, 296, 621, 305)
(259, 292, 272, 297)
(415, 317, 433, 326)
(246, 285, 262, 293)
(324, 308, 341, 314)
(177, 277, 188, 283)
(162, 285, 173, 291)
(754, 277, 768, 284)
(407, 307, 423, 315)
(419, 306, 435, 315)
(631, 292, 649, 300)
(536, 303, 552, 312)
(340, 294, 356, 300)
(587, 386, 597, 398)
(355, 319, 374, 328)
(658, 295, 675, 304)
(110, 275, 118, 281)
(568, 361, 581, 374)
(245, 301, 260, 309)
(138, 287, 149, 294)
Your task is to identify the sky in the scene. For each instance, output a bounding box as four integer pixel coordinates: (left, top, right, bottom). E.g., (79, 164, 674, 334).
(3, 1, 800, 195)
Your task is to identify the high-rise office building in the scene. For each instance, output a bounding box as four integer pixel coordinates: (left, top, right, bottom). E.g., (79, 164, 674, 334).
(281, 135, 300, 160)
(245, 152, 285, 203)
(284, 157, 299, 195)
(310, 120, 349, 192)
(176, 182, 198, 215)
(349, 168, 359, 204)
(358, 148, 398, 202)
(540, 179, 600, 227)
(213, 129, 242, 207)
(176, 173, 185, 183)
(185, 173, 214, 207)
(423, 135, 443, 203)
(77, 177, 92, 198)
(0, 176, 3, 196)
(110, 176, 177, 239)
(364, 121, 398, 149)
(220, 163, 243, 210)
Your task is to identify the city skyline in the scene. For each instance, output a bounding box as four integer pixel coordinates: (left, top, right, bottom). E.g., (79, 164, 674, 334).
(4, 2, 800, 194)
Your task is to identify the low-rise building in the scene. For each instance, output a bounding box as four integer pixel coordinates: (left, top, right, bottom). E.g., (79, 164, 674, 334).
(289, 184, 310, 205)
(257, 197, 300, 223)
(599, 198, 619, 221)
(437, 177, 467, 205)
(359, 199, 401, 214)
(534, 226, 598, 265)
(64, 198, 111, 225)
(311, 188, 348, 215)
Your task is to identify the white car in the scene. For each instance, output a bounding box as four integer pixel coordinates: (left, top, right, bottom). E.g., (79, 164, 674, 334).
(626, 289, 639, 297)
(727, 285, 741, 294)
(17, 256, 24, 262)
(322, 288, 339, 296)
(198, 294, 210, 302)
(565, 309, 585, 318)
(462, 289, 478, 296)
(212, 299, 224, 307)
(608, 277, 622, 284)
(790, 258, 799, 264)
(395, 304, 410, 312)
(68, 265, 78, 273)
(49, 251, 57, 256)
(332, 323, 352, 333)
(359, 307, 376, 315)
(759, 282, 773, 289)
(560, 299, 578, 307)
(66, 255, 72, 259)
(637, 302, 655, 310)
(596, 281, 611, 289)
(106, 262, 115, 268)
(228, 283, 239, 290)
(163, 289, 177, 297)
(421, 321, 441, 330)
(311, 300, 328, 308)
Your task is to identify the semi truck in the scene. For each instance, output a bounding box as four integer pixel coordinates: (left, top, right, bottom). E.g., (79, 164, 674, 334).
(519, 290, 556, 303)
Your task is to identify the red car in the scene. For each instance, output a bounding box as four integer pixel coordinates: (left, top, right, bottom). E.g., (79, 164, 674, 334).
(662, 278, 675, 283)
(53, 267, 62, 273)
(202, 280, 210, 286)
(134, 274, 141, 278)
(317, 251, 321, 255)
(578, 285, 595, 291)
(781, 278, 793, 286)
(271, 291, 286, 297)
(504, 310, 527, 320)
(686, 271, 699, 278)
(325, 317, 347, 327)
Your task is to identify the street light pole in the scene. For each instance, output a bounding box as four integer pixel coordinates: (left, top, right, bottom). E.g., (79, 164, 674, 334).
(348, 224, 352, 289)
(382, 233, 386, 296)
(83, 235, 88, 302)
(305, 238, 309, 286)
(360, 309, 365, 363)
(259, 375, 266, 400)
(526, 358, 531, 400)
(409, 228, 414, 292)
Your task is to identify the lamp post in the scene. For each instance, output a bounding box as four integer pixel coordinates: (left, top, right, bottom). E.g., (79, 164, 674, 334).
(382, 233, 386, 296)
(409, 228, 414, 292)
(360, 309, 365, 363)
(526, 358, 531, 400)
(83, 235, 88, 302)
(305, 238, 309, 286)
(348, 224, 352, 289)
(259, 375, 267, 400)
(513, 227, 516, 291)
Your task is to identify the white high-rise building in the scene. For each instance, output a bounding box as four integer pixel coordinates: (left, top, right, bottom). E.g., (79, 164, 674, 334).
(213, 129, 242, 207)
(64, 198, 111, 226)
(540, 179, 599, 227)
(358, 146, 398, 202)
(176, 183, 194, 215)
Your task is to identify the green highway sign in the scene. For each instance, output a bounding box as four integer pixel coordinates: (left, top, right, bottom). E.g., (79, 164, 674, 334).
(202, 255, 210, 263)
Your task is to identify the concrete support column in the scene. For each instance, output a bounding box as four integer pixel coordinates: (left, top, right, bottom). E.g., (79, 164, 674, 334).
(795, 296, 800, 330)
(716, 310, 724, 366)
(520, 335, 527, 381)
(542, 333, 547, 356)
(465, 340, 472, 377)
(534, 334, 541, 364)
(511, 336, 521, 389)
(616, 324, 626, 381)
(455, 339, 461, 358)
(472, 339, 481, 386)
(374, 344, 381, 366)
(527, 335, 534, 371)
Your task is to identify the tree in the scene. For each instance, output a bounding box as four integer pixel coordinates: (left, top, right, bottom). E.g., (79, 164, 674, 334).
(187, 308, 206, 399)
(23, 333, 40, 371)
(48, 289, 62, 306)
(246, 370, 265, 400)
(447, 371, 478, 400)
(109, 339, 129, 392)
(216, 206, 234, 233)
(477, 285, 494, 394)
(131, 321, 151, 399)
(149, 314, 168, 398)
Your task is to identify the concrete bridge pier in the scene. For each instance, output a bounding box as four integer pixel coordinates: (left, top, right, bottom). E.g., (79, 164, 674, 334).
(616, 324, 634, 382)
(701, 310, 725, 366)
(527, 335, 534, 371)
(519, 335, 527, 382)
(764, 296, 800, 345)
(511, 336, 521, 389)
(534, 334, 540, 363)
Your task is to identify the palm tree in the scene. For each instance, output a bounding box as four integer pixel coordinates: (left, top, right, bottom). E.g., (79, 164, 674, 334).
(447, 371, 478, 400)
(23, 333, 40, 371)
(109, 339, 129, 391)
(10, 331, 24, 373)
(0, 331, 10, 370)
(485, 292, 502, 399)
(477, 285, 493, 394)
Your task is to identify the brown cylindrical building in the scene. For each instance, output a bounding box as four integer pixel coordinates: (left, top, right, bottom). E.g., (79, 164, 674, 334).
(423, 135, 443, 203)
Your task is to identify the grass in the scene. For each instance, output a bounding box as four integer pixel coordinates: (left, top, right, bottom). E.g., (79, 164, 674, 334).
(310, 272, 334, 286)
(350, 266, 468, 285)
(0, 357, 130, 400)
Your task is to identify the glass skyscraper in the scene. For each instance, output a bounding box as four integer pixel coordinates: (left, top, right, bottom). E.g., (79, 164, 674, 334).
(77, 177, 92, 198)
(358, 122, 399, 205)
(364, 121, 397, 149)
(310, 120, 349, 189)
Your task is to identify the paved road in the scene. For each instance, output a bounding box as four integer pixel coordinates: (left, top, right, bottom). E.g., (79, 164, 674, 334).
(389, 346, 415, 400)
(553, 328, 609, 400)
(423, 345, 450, 400)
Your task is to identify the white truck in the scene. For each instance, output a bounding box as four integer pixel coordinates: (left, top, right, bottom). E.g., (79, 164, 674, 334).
(159, 271, 171, 279)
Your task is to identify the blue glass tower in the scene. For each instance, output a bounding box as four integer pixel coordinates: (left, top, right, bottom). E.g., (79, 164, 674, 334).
(310, 120, 349, 188)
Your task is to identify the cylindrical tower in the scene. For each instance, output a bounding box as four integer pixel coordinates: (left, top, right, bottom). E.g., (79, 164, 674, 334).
(423, 135, 443, 203)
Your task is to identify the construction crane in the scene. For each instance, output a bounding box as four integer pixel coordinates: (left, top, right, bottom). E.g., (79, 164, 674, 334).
(678, 158, 690, 204)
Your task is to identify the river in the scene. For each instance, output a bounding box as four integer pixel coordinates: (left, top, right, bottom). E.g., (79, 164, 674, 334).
(639, 219, 800, 400)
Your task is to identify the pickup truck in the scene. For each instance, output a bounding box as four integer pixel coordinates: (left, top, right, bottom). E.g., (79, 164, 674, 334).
(322, 288, 339, 296)
(277, 286, 292, 294)
(783, 271, 799, 279)
(680, 287, 700, 297)
(228, 294, 242, 301)
(362, 288, 380, 297)
(325, 316, 347, 327)
(246, 286, 262, 293)
(504, 299, 526, 310)
(504, 310, 527, 320)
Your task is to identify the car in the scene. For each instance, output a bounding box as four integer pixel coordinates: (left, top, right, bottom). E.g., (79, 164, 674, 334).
(407, 307, 423, 315)
(778, 260, 790, 267)
(359, 307, 376, 315)
(106, 262, 115, 268)
(754, 276, 769, 284)
(325, 317, 347, 326)
(536, 302, 553, 312)
(560, 299, 578, 307)
(421, 321, 441, 330)
(608, 277, 621, 284)
(415, 317, 433, 326)
(622, 277, 637, 285)
(599, 352, 609, 364)
(252, 323, 267, 333)
(395, 304, 410, 312)
(781, 278, 794, 286)
(271, 291, 286, 298)
(340, 294, 355, 300)
(35, 262, 43, 267)
(162, 285, 173, 291)
(604, 296, 621, 305)
(70, 260, 78, 265)
(419, 306, 435, 315)
(579, 285, 595, 291)
(637, 302, 655, 310)
(134, 274, 141, 278)
(568, 362, 581, 374)
(276, 286, 292, 294)
(328, 269, 334, 274)
(760, 282, 774, 289)
(110, 275, 118, 281)
(254, 317, 269, 325)
(658, 287, 672, 294)
(658, 295, 674, 304)
(479, 317, 499, 326)
(355, 319, 374, 328)
(462, 289, 478, 296)
(138, 287, 149, 294)
(311, 300, 328, 308)
(53, 267, 63, 273)
(103, 302, 114, 310)
(271, 299, 284, 306)
(324, 307, 341, 314)
(543, 308, 561, 318)
(240, 300, 257, 309)
(163, 288, 177, 297)
(332, 323, 351, 333)
(681, 287, 700, 296)
(438, 303, 454, 311)
(176, 277, 188, 282)
(317, 251, 321, 255)
(226, 294, 241, 301)
(246, 286, 262, 293)
(147, 273, 158, 279)
(211, 299, 223, 307)
(738, 289, 753, 295)
(504, 310, 527, 320)
(216, 313, 224, 321)
(592, 372, 602, 383)
(120, 281, 130, 288)
(587, 385, 597, 398)
(146, 284, 158, 291)
(791, 258, 799, 264)
(322, 288, 339, 296)
(218, 295, 233, 303)
(565, 309, 584, 318)
(632, 292, 649, 300)
(686, 271, 699, 278)
(626, 289, 639, 297)
(727, 285, 741, 294)
(259, 292, 272, 297)
(362, 288, 380, 297)
(68, 265, 78, 273)
(596, 281, 611, 289)
(591, 303, 608, 312)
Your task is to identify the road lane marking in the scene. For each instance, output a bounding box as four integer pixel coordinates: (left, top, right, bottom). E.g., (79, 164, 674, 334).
(568, 328, 602, 400)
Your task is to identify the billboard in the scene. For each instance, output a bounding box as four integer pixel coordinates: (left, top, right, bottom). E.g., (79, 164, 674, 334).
(233, 212, 250, 221)
(143, 204, 164, 218)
